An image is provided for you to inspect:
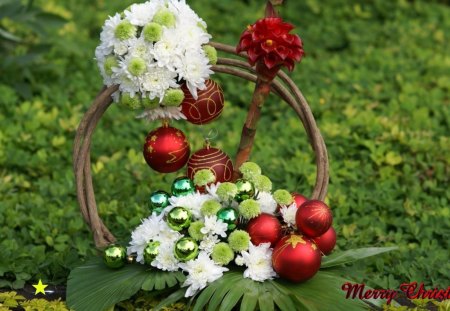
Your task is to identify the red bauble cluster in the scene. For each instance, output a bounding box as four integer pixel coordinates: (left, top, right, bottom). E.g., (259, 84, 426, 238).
(187, 146, 234, 183)
(296, 200, 333, 238)
(246, 213, 282, 247)
(143, 126, 190, 173)
(181, 80, 224, 125)
(236, 17, 304, 72)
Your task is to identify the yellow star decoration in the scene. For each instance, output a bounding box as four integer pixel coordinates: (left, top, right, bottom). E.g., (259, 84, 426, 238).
(32, 279, 48, 295)
(286, 235, 306, 248)
(147, 146, 154, 153)
(150, 135, 157, 142)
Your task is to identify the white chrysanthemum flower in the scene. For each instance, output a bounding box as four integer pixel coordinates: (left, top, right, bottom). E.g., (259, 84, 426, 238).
(237, 242, 277, 282)
(257, 191, 277, 215)
(114, 42, 128, 56)
(177, 21, 211, 50)
(137, 106, 187, 121)
(142, 65, 178, 99)
(280, 203, 298, 227)
(199, 234, 219, 254)
(168, 192, 213, 219)
(99, 13, 123, 48)
(151, 241, 180, 271)
(180, 252, 228, 297)
(112, 66, 141, 97)
(235, 256, 245, 266)
(177, 51, 213, 99)
(200, 216, 227, 238)
(128, 36, 154, 60)
(205, 182, 221, 200)
(151, 28, 182, 70)
(124, 2, 159, 26)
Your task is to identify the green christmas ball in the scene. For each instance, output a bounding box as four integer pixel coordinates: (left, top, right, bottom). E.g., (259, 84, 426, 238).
(171, 176, 195, 197)
(167, 207, 192, 231)
(234, 179, 256, 202)
(217, 207, 239, 230)
(103, 244, 126, 269)
(174, 237, 199, 262)
(143, 241, 160, 264)
(149, 190, 170, 214)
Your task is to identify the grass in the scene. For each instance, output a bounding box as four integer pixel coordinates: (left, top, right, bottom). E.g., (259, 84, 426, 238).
(0, 0, 448, 302)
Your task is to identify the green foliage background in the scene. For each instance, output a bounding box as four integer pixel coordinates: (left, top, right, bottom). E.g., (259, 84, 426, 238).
(0, 0, 448, 294)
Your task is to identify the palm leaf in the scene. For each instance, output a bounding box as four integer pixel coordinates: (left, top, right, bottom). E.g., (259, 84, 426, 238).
(321, 247, 398, 268)
(66, 258, 184, 311)
(153, 288, 187, 311)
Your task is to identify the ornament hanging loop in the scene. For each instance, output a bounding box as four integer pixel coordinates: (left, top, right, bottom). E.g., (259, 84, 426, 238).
(203, 128, 219, 149)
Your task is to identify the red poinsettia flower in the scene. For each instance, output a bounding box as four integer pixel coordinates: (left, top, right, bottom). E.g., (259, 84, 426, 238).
(237, 17, 304, 73)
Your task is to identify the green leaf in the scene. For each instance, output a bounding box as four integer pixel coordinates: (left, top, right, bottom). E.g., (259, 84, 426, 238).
(240, 290, 258, 311)
(153, 288, 186, 311)
(218, 285, 245, 311)
(321, 247, 398, 268)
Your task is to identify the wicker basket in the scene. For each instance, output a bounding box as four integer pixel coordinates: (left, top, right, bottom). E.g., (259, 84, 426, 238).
(73, 42, 329, 248)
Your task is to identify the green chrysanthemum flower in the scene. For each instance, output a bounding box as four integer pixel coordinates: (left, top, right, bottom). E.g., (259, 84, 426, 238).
(273, 189, 293, 205)
(127, 57, 146, 76)
(211, 242, 234, 265)
(141, 97, 160, 109)
(104, 56, 118, 76)
(162, 89, 185, 107)
(203, 45, 218, 65)
(238, 199, 261, 219)
(239, 162, 262, 181)
(143, 22, 163, 42)
(120, 93, 142, 110)
(228, 230, 250, 252)
(201, 200, 222, 216)
(188, 221, 204, 241)
(153, 9, 176, 27)
(216, 182, 238, 202)
(193, 169, 216, 187)
(254, 174, 272, 192)
(115, 20, 136, 40)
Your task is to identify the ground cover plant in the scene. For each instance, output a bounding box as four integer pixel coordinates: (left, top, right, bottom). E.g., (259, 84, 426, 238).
(0, 0, 448, 309)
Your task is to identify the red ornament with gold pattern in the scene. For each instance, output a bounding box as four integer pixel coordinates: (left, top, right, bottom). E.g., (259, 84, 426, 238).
(312, 227, 336, 255)
(272, 234, 321, 282)
(246, 213, 282, 247)
(181, 79, 224, 125)
(296, 200, 333, 238)
(143, 124, 190, 173)
(187, 144, 233, 183)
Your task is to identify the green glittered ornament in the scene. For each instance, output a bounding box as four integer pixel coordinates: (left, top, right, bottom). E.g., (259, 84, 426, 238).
(143, 241, 160, 264)
(103, 244, 126, 269)
(234, 179, 256, 202)
(149, 190, 170, 214)
(167, 207, 192, 231)
(174, 237, 199, 262)
(217, 207, 239, 230)
(171, 176, 195, 197)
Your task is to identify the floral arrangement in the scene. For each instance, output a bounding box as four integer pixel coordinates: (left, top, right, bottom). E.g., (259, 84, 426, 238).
(95, 0, 217, 120)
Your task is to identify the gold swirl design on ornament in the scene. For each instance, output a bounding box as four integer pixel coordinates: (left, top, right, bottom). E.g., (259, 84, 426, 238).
(188, 151, 233, 181)
(167, 144, 189, 164)
(186, 80, 224, 123)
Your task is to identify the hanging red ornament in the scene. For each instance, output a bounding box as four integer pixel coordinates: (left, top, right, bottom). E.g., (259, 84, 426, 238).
(292, 192, 308, 208)
(246, 213, 282, 247)
(296, 200, 333, 238)
(272, 234, 321, 282)
(312, 227, 336, 256)
(181, 79, 224, 125)
(143, 125, 190, 173)
(187, 145, 234, 183)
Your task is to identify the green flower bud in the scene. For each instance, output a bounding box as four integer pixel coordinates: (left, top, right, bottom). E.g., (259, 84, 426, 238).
(143, 22, 163, 42)
(216, 182, 238, 202)
(115, 20, 136, 40)
(239, 162, 262, 181)
(238, 199, 261, 220)
(203, 45, 217, 65)
(254, 175, 272, 192)
(228, 230, 250, 252)
(273, 189, 293, 205)
(141, 97, 160, 109)
(188, 221, 205, 241)
(162, 89, 185, 107)
(120, 93, 142, 110)
(201, 200, 222, 216)
(127, 57, 146, 76)
(193, 169, 216, 187)
(104, 56, 118, 76)
(211, 242, 234, 266)
(153, 9, 176, 27)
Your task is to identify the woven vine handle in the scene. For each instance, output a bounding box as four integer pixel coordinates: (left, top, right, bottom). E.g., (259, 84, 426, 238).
(73, 42, 329, 248)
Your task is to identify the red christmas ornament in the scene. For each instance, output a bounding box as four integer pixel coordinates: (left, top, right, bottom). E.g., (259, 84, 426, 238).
(187, 146, 234, 183)
(312, 227, 336, 255)
(246, 213, 282, 247)
(181, 80, 224, 125)
(292, 192, 308, 208)
(296, 200, 333, 238)
(143, 125, 190, 173)
(272, 234, 321, 283)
